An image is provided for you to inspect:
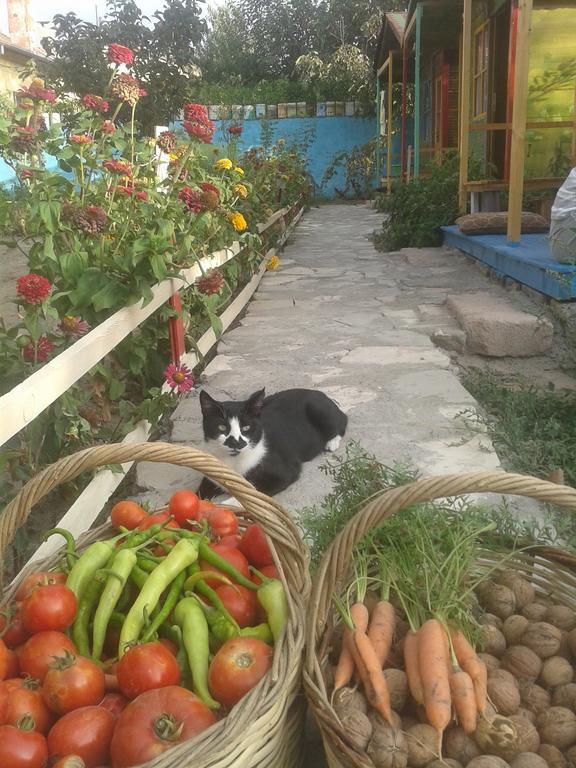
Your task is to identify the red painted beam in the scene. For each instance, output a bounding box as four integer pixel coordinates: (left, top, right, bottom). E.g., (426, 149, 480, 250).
(168, 292, 186, 363)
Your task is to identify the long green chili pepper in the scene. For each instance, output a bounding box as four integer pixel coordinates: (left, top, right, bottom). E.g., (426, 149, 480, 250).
(129, 564, 149, 589)
(197, 541, 258, 591)
(171, 625, 193, 690)
(140, 571, 187, 643)
(195, 580, 240, 631)
(240, 623, 273, 644)
(136, 556, 158, 573)
(43, 528, 77, 572)
(71, 570, 107, 657)
(183, 570, 235, 592)
(173, 597, 220, 710)
(92, 548, 137, 660)
(109, 611, 126, 628)
(117, 523, 165, 551)
(119, 537, 200, 655)
(252, 569, 288, 642)
(66, 533, 126, 601)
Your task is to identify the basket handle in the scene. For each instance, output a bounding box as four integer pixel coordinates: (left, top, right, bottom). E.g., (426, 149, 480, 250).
(0, 441, 303, 564)
(305, 470, 576, 668)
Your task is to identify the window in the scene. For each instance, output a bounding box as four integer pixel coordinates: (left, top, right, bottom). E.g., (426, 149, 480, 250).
(473, 22, 490, 118)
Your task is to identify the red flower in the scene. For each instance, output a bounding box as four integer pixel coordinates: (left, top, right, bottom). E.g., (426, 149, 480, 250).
(156, 131, 177, 154)
(23, 84, 56, 103)
(101, 120, 116, 134)
(16, 273, 51, 304)
(20, 169, 34, 180)
(178, 186, 204, 213)
(135, 190, 148, 201)
(72, 205, 108, 234)
(10, 126, 36, 153)
(107, 44, 134, 65)
(23, 336, 54, 362)
(196, 269, 225, 295)
(82, 94, 109, 113)
(183, 119, 214, 144)
(200, 182, 219, 197)
(70, 134, 93, 146)
(164, 362, 193, 393)
(104, 159, 133, 176)
(183, 103, 210, 122)
(227, 123, 243, 136)
(59, 315, 90, 337)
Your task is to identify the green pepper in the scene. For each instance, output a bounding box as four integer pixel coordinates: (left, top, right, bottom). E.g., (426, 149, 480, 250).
(92, 548, 137, 660)
(42, 528, 77, 572)
(141, 570, 186, 643)
(71, 570, 107, 657)
(119, 537, 200, 655)
(195, 580, 240, 632)
(173, 597, 220, 710)
(66, 533, 125, 601)
(197, 540, 257, 591)
(129, 564, 149, 589)
(170, 624, 193, 690)
(136, 556, 158, 573)
(117, 523, 164, 551)
(240, 623, 273, 644)
(252, 569, 288, 643)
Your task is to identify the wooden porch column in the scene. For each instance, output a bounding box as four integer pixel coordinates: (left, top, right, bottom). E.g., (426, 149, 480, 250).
(413, 3, 423, 178)
(507, 0, 533, 243)
(458, 0, 472, 213)
(387, 52, 394, 193)
(401, 41, 408, 177)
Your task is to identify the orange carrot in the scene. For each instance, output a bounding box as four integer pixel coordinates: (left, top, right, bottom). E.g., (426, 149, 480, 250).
(332, 602, 369, 698)
(403, 629, 424, 706)
(418, 619, 452, 759)
(450, 629, 487, 715)
(367, 601, 396, 668)
(450, 667, 478, 734)
(352, 629, 393, 724)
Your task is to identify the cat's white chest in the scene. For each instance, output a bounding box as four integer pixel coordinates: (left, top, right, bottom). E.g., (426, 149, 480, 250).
(208, 437, 267, 477)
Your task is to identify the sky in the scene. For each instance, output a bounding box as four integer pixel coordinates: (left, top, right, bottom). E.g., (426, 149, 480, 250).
(29, 0, 222, 25)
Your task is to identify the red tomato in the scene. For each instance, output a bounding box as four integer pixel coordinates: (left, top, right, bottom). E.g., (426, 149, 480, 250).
(208, 507, 239, 539)
(219, 534, 241, 548)
(215, 584, 257, 628)
(21, 584, 77, 634)
(4, 647, 20, 678)
(238, 524, 274, 568)
(0, 637, 8, 681)
(208, 637, 272, 707)
(168, 489, 200, 527)
(110, 501, 148, 531)
(250, 564, 279, 585)
(0, 677, 55, 734)
(15, 572, 67, 602)
(0, 605, 30, 648)
(98, 693, 128, 720)
(47, 706, 115, 768)
(110, 686, 216, 768)
(200, 544, 250, 590)
(116, 642, 180, 700)
(137, 511, 179, 531)
(52, 758, 86, 768)
(42, 653, 105, 715)
(158, 638, 178, 656)
(18, 632, 77, 683)
(0, 721, 48, 768)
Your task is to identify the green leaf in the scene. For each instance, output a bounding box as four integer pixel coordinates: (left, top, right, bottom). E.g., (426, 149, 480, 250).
(38, 201, 60, 234)
(108, 377, 125, 400)
(206, 307, 223, 338)
(92, 281, 128, 313)
(43, 235, 56, 262)
(70, 269, 106, 307)
(59, 251, 87, 282)
(149, 253, 168, 283)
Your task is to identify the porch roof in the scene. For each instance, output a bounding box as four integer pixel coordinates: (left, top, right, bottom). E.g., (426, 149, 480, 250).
(404, 0, 464, 52)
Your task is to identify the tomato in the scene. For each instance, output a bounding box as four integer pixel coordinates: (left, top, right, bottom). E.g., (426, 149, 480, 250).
(47, 706, 115, 768)
(52, 758, 86, 768)
(110, 686, 216, 768)
(19, 632, 77, 683)
(0, 637, 8, 681)
(116, 642, 180, 700)
(168, 489, 200, 527)
(0, 677, 55, 734)
(208, 507, 239, 539)
(15, 572, 67, 602)
(110, 501, 148, 531)
(199, 544, 250, 590)
(98, 693, 128, 720)
(42, 653, 105, 715)
(214, 584, 257, 628)
(158, 638, 178, 656)
(238, 524, 274, 568)
(219, 534, 241, 549)
(5, 647, 20, 678)
(0, 721, 48, 768)
(137, 511, 179, 531)
(0, 605, 30, 648)
(208, 636, 272, 707)
(21, 584, 77, 634)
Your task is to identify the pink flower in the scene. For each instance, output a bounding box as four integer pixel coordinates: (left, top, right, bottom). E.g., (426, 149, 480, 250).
(183, 119, 214, 144)
(135, 190, 148, 201)
(23, 84, 56, 103)
(183, 103, 209, 122)
(16, 273, 51, 304)
(164, 362, 193, 393)
(139, 88, 148, 98)
(23, 336, 54, 362)
(101, 120, 116, 134)
(178, 186, 204, 213)
(59, 315, 90, 337)
(104, 159, 133, 176)
(70, 134, 93, 146)
(82, 94, 109, 113)
(108, 44, 134, 65)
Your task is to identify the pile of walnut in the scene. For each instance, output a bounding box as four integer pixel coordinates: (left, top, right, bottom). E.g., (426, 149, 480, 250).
(331, 569, 576, 768)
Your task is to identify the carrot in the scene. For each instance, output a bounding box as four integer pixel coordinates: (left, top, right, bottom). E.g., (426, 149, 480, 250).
(332, 602, 369, 697)
(367, 600, 396, 668)
(450, 628, 487, 715)
(403, 629, 424, 706)
(352, 629, 393, 724)
(449, 667, 478, 734)
(418, 619, 452, 759)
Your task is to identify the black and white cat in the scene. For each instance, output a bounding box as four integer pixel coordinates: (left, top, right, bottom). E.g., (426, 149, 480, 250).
(197, 388, 347, 498)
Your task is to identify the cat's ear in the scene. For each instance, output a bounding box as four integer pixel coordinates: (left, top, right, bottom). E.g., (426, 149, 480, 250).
(199, 390, 225, 418)
(244, 388, 265, 417)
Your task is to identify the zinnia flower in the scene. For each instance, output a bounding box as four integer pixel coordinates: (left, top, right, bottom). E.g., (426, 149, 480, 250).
(183, 103, 210, 122)
(164, 362, 194, 393)
(24, 83, 56, 103)
(59, 315, 90, 337)
(23, 336, 54, 362)
(156, 131, 177, 154)
(110, 73, 141, 106)
(104, 159, 132, 176)
(215, 158, 233, 170)
(82, 94, 109, 113)
(16, 273, 51, 304)
(234, 166, 244, 175)
(233, 183, 248, 199)
(10, 126, 36, 153)
(200, 182, 220, 211)
(227, 123, 243, 136)
(70, 134, 93, 146)
(108, 43, 134, 65)
(178, 186, 204, 213)
(196, 269, 225, 295)
(228, 212, 247, 232)
(72, 205, 108, 234)
(183, 119, 214, 144)
(139, 88, 148, 98)
(101, 120, 116, 134)
(266, 254, 280, 271)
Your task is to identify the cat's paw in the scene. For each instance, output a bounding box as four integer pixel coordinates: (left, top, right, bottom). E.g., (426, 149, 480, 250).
(325, 435, 342, 452)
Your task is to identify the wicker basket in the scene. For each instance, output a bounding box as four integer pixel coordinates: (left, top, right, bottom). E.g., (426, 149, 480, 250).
(303, 470, 576, 768)
(0, 441, 310, 768)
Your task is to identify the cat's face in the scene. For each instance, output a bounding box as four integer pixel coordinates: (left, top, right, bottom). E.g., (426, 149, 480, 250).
(199, 389, 265, 456)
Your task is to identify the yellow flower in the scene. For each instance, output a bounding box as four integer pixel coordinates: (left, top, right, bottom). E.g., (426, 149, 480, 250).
(216, 158, 233, 170)
(233, 183, 248, 199)
(228, 211, 247, 232)
(169, 153, 179, 162)
(233, 166, 244, 175)
(31, 77, 45, 87)
(266, 254, 280, 271)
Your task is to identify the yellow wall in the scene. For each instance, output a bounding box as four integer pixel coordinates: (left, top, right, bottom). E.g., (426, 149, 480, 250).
(0, 50, 32, 95)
